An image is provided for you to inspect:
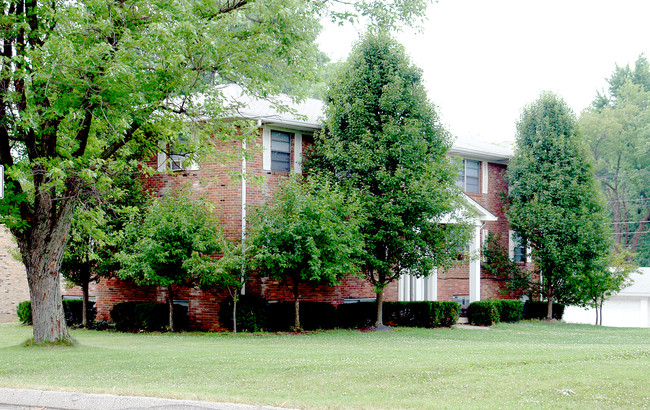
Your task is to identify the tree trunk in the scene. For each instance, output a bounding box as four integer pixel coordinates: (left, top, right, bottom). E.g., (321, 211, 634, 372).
(599, 300, 604, 326)
(375, 289, 384, 328)
(292, 282, 301, 331)
(232, 295, 238, 334)
(546, 296, 553, 320)
(81, 282, 89, 327)
(594, 300, 599, 326)
(19, 193, 77, 344)
(27, 263, 70, 343)
(168, 285, 175, 332)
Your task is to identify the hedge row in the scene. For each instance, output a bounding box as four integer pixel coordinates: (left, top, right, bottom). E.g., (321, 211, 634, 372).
(219, 297, 460, 332)
(110, 302, 189, 332)
(17, 300, 96, 326)
(467, 299, 565, 326)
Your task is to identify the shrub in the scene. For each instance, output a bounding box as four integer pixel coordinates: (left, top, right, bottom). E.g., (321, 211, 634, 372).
(266, 302, 337, 331)
(384, 301, 433, 328)
(17, 301, 32, 325)
(62, 300, 96, 326)
(495, 299, 523, 322)
(336, 302, 375, 329)
(431, 301, 460, 327)
(110, 302, 188, 332)
(523, 301, 565, 320)
(16, 300, 96, 326)
(467, 300, 500, 326)
(219, 294, 268, 332)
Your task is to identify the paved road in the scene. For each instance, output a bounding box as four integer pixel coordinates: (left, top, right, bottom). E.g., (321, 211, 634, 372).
(0, 388, 288, 410)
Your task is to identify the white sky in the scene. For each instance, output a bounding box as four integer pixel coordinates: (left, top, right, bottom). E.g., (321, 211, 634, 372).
(317, 0, 650, 145)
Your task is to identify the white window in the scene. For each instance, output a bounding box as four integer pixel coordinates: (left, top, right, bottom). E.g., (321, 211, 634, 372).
(157, 135, 199, 172)
(262, 126, 304, 173)
(509, 231, 528, 263)
(456, 159, 480, 193)
(271, 130, 291, 172)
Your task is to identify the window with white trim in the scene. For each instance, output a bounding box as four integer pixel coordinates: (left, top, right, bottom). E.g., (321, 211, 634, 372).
(456, 159, 480, 193)
(271, 130, 292, 172)
(509, 231, 527, 263)
(158, 135, 199, 172)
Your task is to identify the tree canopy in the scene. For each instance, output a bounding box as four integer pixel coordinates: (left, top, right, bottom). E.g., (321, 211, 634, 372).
(506, 92, 613, 319)
(579, 54, 650, 265)
(116, 191, 222, 331)
(250, 176, 363, 330)
(0, 0, 432, 343)
(309, 30, 472, 328)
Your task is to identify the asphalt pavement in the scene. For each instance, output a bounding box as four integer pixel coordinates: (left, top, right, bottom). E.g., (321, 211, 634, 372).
(0, 388, 289, 410)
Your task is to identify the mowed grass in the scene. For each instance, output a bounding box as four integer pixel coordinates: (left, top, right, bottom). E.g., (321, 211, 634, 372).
(1, 322, 649, 408)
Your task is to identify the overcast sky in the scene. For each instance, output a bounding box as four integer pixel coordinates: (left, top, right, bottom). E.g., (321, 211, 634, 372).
(317, 0, 650, 145)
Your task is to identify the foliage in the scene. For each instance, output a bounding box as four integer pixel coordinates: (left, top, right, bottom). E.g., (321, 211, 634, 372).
(16, 300, 96, 326)
(506, 92, 613, 319)
(16, 301, 32, 325)
(219, 293, 268, 333)
(573, 249, 636, 325)
(336, 301, 459, 329)
(110, 302, 188, 332)
(309, 30, 473, 327)
(0, 0, 430, 344)
(430, 301, 461, 327)
(185, 235, 252, 333)
(481, 232, 536, 299)
(116, 191, 222, 330)
(579, 54, 650, 265)
(467, 300, 500, 326)
(384, 301, 460, 328)
(335, 302, 376, 329)
(495, 299, 524, 323)
(266, 302, 338, 331)
(523, 301, 565, 320)
(250, 175, 363, 330)
(61, 160, 149, 326)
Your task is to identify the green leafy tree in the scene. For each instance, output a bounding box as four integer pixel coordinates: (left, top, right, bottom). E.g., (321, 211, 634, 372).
(0, 0, 430, 343)
(117, 191, 222, 331)
(250, 176, 363, 330)
(61, 161, 149, 327)
(506, 92, 613, 319)
(574, 249, 635, 326)
(184, 236, 250, 334)
(309, 31, 473, 328)
(481, 232, 537, 299)
(579, 55, 650, 265)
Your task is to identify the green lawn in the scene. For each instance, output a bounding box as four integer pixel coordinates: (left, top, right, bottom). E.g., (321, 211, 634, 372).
(1, 322, 649, 408)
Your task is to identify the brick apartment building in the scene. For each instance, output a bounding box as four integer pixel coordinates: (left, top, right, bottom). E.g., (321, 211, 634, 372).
(1, 85, 530, 327)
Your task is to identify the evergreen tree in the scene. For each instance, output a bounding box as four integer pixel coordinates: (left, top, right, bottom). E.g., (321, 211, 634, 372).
(507, 92, 613, 319)
(310, 31, 472, 328)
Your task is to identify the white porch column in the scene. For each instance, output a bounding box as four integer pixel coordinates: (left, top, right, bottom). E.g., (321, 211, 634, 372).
(469, 224, 482, 302)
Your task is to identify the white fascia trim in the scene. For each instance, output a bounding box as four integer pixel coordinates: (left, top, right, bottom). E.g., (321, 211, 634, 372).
(463, 194, 498, 222)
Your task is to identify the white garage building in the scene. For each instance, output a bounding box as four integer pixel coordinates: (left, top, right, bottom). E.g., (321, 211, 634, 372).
(564, 267, 650, 328)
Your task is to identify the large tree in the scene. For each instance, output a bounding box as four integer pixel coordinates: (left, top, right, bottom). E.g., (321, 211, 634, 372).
(579, 55, 650, 265)
(506, 92, 613, 319)
(0, 0, 431, 343)
(250, 176, 363, 330)
(310, 31, 472, 328)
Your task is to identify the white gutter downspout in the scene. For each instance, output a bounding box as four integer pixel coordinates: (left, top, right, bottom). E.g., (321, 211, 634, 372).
(240, 123, 254, 295)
